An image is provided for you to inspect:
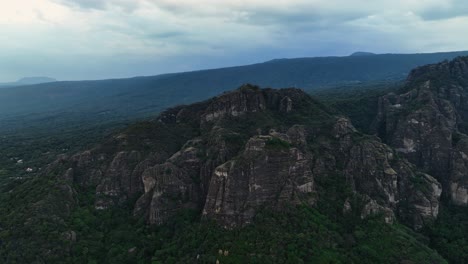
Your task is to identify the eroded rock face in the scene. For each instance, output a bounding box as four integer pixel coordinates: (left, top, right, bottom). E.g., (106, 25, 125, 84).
(202, 134, 315, 227)
(134, 139, 205, 224)
(335, 121, 441, 229)
(373, 81, 454, 180)
(200, 84, 303, 124)
(136, 162, 199, 225)
(200, 118, 441, 228)
(43, 85, 443, 229)
(373, 56, 468, 205)
(449, 139, 468, 205)
(202, 86, 267, 122)
(361, 198, 395, 224)
(95, 151, 143, 209)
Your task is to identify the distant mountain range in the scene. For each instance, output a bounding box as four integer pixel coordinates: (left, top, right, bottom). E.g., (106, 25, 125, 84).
(1, 50, 468, 133)
(0, 77, 56, 88)
(349, 51, 376, 56)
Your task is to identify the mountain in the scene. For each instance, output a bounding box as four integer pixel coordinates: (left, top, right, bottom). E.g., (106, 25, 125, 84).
(369, 56, 468, 264)
(350, 51, 376, 56)
(43, 85, 440, 228)
(16, 77, 56, 85)
(0, 84, 448, 263)
(1, 51, 468, 135)
(0, 76, 56, 88)
(373, 56, 468, 206)
(3, 56, 468, 263)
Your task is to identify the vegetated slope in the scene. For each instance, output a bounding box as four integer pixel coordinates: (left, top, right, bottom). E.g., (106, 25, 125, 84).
(311, 80, 403, 133)
(0, 85, 447, 263)
(1, 51, 468, 134)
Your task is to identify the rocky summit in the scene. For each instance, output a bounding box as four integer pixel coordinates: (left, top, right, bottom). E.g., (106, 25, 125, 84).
(373, 56, 468, 206)
(44, 84, 442, 230)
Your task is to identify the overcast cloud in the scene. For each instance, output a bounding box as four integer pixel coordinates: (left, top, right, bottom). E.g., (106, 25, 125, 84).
(0, 0, 467, 81)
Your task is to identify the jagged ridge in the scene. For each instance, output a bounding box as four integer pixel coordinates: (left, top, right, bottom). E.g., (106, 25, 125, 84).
(43, 84, 441, 230)
(373, 56, 468, 205)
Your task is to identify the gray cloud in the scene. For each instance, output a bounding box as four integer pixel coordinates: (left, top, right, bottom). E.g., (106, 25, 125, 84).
(148, 31, 187, 39)
(55, 0, 139, 12)
(0, 0, 468, 82)
(55, 0, 107, 10)
(419, 1, 468, 21)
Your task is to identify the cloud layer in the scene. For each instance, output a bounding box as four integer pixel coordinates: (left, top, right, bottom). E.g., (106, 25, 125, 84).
(0, 0, 467, 81)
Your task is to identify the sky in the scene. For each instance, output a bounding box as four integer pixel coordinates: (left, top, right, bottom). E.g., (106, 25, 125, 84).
(0, 0, 467, 82)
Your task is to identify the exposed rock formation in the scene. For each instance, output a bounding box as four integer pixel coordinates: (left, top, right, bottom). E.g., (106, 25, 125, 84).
(373, 56, 468, 206)
(202, 86, 266, 122)
(202, 133, 315, 228)
(43, 84, 442, 229)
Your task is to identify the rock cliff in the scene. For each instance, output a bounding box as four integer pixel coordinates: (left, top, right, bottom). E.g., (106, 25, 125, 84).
(43, 84, 442, 229)
(373, 56, 468, 206)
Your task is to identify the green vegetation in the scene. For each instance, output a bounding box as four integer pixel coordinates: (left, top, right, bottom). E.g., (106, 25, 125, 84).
(149, 206, 447, 264)
(0, 186, 448, 264)
(265, 137, 291, 150)
(423, 205, 468, 264)
(0, 120, 127, 193)
(312, 80, 401, 133)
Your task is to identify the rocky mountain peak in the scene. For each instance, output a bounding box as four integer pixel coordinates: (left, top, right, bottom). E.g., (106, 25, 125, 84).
(38, 85, 443, 230)
(201, 84, 309, 123)
(405, 56, 468, 88)
(156, 84, 316, 126)
(373, 56, 468, 206)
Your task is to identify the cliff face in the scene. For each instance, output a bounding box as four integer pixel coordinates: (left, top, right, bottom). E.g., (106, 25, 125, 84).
(45, 84, 441, 229)
(202, 117, 441, 229)
(202, 132, 316, 228)
(373, 56, 468, 206)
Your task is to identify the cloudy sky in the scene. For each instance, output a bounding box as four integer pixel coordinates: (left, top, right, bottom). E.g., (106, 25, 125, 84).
(0, 0, 467, 81)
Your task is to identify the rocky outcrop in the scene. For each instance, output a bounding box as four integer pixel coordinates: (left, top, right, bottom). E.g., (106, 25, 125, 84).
(449, 138, 468, 205)
(334, 119, 441, 229)
(202, 85, 267, 122)
(202, 134, 315, 227)
(134, 140, 204, 224)
(43, 84, 443, 230)
(95, 151, 143, 209)
(373, 56, 468, 206)
(200, 115, 441, 228)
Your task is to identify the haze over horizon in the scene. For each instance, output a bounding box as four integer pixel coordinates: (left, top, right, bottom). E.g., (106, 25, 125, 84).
(1, 0, 468, 82)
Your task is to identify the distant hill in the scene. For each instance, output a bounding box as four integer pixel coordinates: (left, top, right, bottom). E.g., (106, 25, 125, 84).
(1, 50, 468, 133)
(16, 77, 56, 85)
(0, 76, 56, 88)
(350, 51, 376, 56)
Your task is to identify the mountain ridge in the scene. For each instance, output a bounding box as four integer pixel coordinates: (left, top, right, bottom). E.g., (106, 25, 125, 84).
(373, 56, 468, 206)
(36, 84, 441, 231)
(0, 76, 56, 88)
(1, 50, 468, 136)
